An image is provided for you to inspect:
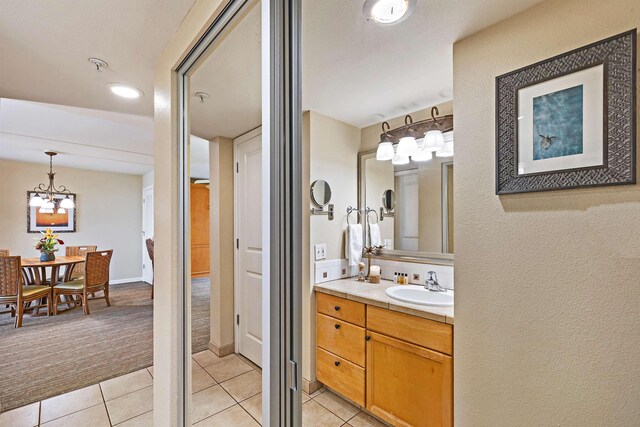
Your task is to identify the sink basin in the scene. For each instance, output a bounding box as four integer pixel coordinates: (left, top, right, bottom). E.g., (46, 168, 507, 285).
(385, 285, 454, 307)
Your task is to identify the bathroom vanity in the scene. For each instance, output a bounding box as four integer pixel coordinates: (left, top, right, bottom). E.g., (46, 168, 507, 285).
(314, 279, 453, 427)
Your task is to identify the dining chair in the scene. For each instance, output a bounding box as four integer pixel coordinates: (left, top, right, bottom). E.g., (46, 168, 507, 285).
(0, 256, 52, 327)
(60, 245, 97, 282)
(53, 250, 112, 315)
(145, 238, 154, 299)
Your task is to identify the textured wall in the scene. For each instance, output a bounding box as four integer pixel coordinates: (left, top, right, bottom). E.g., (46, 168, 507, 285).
(0, 159, 142, 281)
(453, 0, 640, 425)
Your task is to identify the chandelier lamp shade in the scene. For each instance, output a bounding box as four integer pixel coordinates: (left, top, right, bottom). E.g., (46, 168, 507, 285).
(375, 106, 453, 164)
(29, 151, 75, 214)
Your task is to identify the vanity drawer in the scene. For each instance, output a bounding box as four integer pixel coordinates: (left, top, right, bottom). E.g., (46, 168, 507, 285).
(317, 347, 365, 407)
(316, 292, 365, 327)
(367, 306, 453, 355)
(317, 313, 365, 367)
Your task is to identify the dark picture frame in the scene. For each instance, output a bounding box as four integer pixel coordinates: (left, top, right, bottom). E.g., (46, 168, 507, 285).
(27, 191, 77, 233)
(495, 29, 637, 194)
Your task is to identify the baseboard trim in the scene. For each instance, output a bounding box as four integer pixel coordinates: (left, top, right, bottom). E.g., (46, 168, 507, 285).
(303, 378, 323, 395)
(209, 341, 235, 357)
(110, 277, 144, 285)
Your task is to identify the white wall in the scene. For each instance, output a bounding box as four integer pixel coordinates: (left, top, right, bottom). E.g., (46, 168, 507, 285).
(302, 110, 361, 387)
(0, 159, 143, 281)
(453, 0, 640, 424)
(142, 170, 154, 189)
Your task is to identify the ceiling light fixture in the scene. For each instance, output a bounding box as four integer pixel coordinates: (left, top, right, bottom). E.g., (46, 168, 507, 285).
(107, 83, 143, 99)
(364, 0, 416, 25)
(29, 151, 75, 213)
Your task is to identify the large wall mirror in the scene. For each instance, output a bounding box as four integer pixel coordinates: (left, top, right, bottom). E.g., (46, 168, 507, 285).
(358, 115, 454, 262)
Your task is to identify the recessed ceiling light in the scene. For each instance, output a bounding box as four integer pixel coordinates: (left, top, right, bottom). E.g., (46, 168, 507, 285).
(107, 83, 143, 99)
(364, 0, 416, 25)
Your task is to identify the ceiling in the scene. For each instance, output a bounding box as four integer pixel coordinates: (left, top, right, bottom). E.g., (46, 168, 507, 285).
(189, 0, 545, 140)
(0, 0, 196, 116)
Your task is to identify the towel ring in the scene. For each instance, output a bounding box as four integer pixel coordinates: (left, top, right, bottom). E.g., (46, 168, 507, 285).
(346, 206, 361, 226)
(365, 207, 379, 224)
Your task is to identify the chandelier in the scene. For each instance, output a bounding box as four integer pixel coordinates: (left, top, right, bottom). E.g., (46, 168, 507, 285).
(29, 151, 75, 214)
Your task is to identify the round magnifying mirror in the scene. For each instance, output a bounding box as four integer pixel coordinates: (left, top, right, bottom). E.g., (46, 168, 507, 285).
(311, 180, 332, 208)
(382, 189, 396, 211)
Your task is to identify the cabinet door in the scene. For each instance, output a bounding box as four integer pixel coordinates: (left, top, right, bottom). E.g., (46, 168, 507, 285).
(366, 331, 452, 427)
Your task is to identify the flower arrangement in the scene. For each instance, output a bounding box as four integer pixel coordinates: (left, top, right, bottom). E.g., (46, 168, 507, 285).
(35, 228, 64, 261)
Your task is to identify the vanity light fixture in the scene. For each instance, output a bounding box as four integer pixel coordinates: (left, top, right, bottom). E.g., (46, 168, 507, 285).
(364, 0, 416, 25)
(376, 122, 395, 160)
(435, 131, 454, 157)
(391, 152, 409, 165)
(423, 106, 445, 152)
(411, 147, 433, 162)
(396, 115, 418, 157)
(107, 83, 143, 99)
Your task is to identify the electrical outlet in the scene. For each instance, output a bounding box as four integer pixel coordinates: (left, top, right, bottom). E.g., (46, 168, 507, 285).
(341, 268, 346, 275)
(413, 273, 420, 282)
(384, 239, 392, 249)
(322, 272, 328, 278)
(314, 243, 327, 260)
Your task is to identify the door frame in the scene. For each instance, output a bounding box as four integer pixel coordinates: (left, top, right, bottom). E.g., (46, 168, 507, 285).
(142, 185, 154, 284)
(233, 126, 263, 359)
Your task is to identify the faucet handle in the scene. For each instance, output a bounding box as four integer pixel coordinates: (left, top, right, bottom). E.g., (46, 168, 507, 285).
(427, 271, 438, 281)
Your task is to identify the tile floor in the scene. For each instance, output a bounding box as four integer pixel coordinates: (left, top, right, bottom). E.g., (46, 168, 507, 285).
(0, 349, 388, 427)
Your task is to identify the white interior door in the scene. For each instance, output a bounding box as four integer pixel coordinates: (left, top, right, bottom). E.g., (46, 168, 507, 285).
(395, 172, 419, 251)
(142, 185, 154, 284)
(235, 129, 263, 366)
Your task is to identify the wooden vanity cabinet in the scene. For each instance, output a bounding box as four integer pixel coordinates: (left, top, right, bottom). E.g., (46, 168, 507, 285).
(316, 292, 453, 427)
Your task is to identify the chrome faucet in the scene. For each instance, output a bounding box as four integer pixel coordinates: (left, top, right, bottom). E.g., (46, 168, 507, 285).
(425, 271, 446, 292)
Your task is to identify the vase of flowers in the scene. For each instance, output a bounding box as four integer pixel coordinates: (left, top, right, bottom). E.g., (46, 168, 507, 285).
(36, 228, 64, 262)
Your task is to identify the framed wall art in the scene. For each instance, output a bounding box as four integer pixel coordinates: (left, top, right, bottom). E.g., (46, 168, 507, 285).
(27, 192, 77, 233)
(495, 29, 636, 194)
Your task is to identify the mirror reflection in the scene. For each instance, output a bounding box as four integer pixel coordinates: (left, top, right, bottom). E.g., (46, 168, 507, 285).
(310, 179, 332, 207)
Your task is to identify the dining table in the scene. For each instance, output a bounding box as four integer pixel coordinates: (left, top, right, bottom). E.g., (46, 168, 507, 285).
(20, 256, 85, 287)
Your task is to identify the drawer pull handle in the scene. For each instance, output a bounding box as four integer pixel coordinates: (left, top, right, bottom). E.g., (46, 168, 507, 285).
(334, 361, 340, 367)
(365, 336, 371, 341)
(334, 306, 340, 311)
(334, 324, 341, 329)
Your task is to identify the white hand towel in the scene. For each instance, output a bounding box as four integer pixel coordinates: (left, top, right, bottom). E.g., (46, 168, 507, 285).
(369, 223, 382, 247)
(345, 224, 363, 266)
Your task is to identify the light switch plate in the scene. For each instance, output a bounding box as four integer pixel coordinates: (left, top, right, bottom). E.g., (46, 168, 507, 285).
(384, 239, 393, 249)
(314, 243, 327, 261)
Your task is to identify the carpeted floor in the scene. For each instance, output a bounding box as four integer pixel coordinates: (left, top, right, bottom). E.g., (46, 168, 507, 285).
(0, 279, 211, 413)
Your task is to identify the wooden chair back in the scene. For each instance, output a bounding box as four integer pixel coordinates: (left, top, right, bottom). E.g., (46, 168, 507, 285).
(0, 249, 9, 257)
(0, 256, 21, 297)
(66, 245, 97, 279)
(85, 250, 113, 289)
(145, 239, 154, 266)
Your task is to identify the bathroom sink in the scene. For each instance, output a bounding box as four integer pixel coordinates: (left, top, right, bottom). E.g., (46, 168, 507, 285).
(385, 285, 454, 307)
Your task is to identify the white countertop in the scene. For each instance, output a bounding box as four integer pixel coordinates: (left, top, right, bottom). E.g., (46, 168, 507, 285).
(313, 278, 454, 325)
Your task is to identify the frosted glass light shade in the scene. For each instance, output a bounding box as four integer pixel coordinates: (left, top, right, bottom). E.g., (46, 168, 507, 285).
(396, 136, 418, 156)
(57, 208, 66, 214)
(412, 149, 433, 162)
(436, 132, 454, 157)
(60, 197, 75, 209)
(29, 195, 44, 207)
(39, 207, 54, 214)
(391, 153, 409, 165)
(423, 130, 444, 151)
(376, 141, 395, 160)
(42, 200, 55, 209)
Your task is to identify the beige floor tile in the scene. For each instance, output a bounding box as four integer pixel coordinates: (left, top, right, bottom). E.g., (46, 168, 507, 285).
(101, 369, 153, 401)
(41, 403, 110, 427)
(314, 390, 359, 421)
(342, 424, 354, 427)
(348, 412, 389, 427)
(191, 385, 236, 424)
(105, 386, 153, 425)
(193, 366, 218, 393)
(41, 384, 103, 423)
(0, 402, 39, 427)
(302, 400, 344, 427)
(147, 366, 154, 377)
(308, 387, 326, 398)
(114, 410, 153, 426)
(239, 392, 262, 425)
(204, 356, 252, 383)
(302, 392, 311, 403)
(192, 350, 224, 368)
(194, 404, 259, 426)
(220, 370, 261, 402)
